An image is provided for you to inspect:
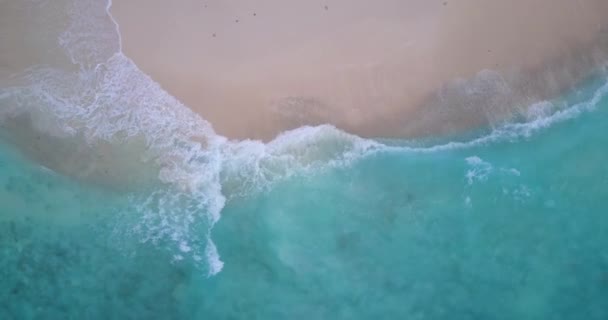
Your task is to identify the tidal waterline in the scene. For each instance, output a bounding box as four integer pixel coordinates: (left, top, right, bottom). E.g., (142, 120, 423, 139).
(2, 75, 608, 318)
(1, 0, 608, 318)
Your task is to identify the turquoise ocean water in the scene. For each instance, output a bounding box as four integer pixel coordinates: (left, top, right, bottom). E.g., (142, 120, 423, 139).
(2, 1, 608, 319)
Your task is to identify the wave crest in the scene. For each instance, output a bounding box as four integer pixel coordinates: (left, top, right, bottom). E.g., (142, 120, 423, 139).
(1, 0, 607, 276)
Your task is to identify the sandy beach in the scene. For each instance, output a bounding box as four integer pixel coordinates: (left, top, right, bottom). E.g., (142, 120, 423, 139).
(110, 0, 608, 140)
(2, 1, 608, 140)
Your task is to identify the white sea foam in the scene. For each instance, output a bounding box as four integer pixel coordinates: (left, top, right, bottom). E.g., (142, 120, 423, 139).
(385, 78, 608, 154)
(465, 156, 493, 185)
(205, 236, 224, 276)
(220, 125, 382, 197)
(1, 0, 607, 276)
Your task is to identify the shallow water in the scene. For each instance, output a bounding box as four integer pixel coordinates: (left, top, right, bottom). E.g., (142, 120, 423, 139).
(2, 0, 608, 319)
(212, 89, 608, 319)
(2, 77, 608, 318)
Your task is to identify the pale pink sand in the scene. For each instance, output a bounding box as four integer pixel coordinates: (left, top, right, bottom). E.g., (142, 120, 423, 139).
(111, 0, 608, 140)
(3, 0, 608, 140)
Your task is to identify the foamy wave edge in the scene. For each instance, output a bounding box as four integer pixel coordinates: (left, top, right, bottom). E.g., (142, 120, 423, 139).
(1, 0, 606, 276)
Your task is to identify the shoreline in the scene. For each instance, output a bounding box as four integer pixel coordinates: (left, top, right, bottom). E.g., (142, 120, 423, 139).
(0, 0, 607, 193)
(111, 0, 608, 141)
